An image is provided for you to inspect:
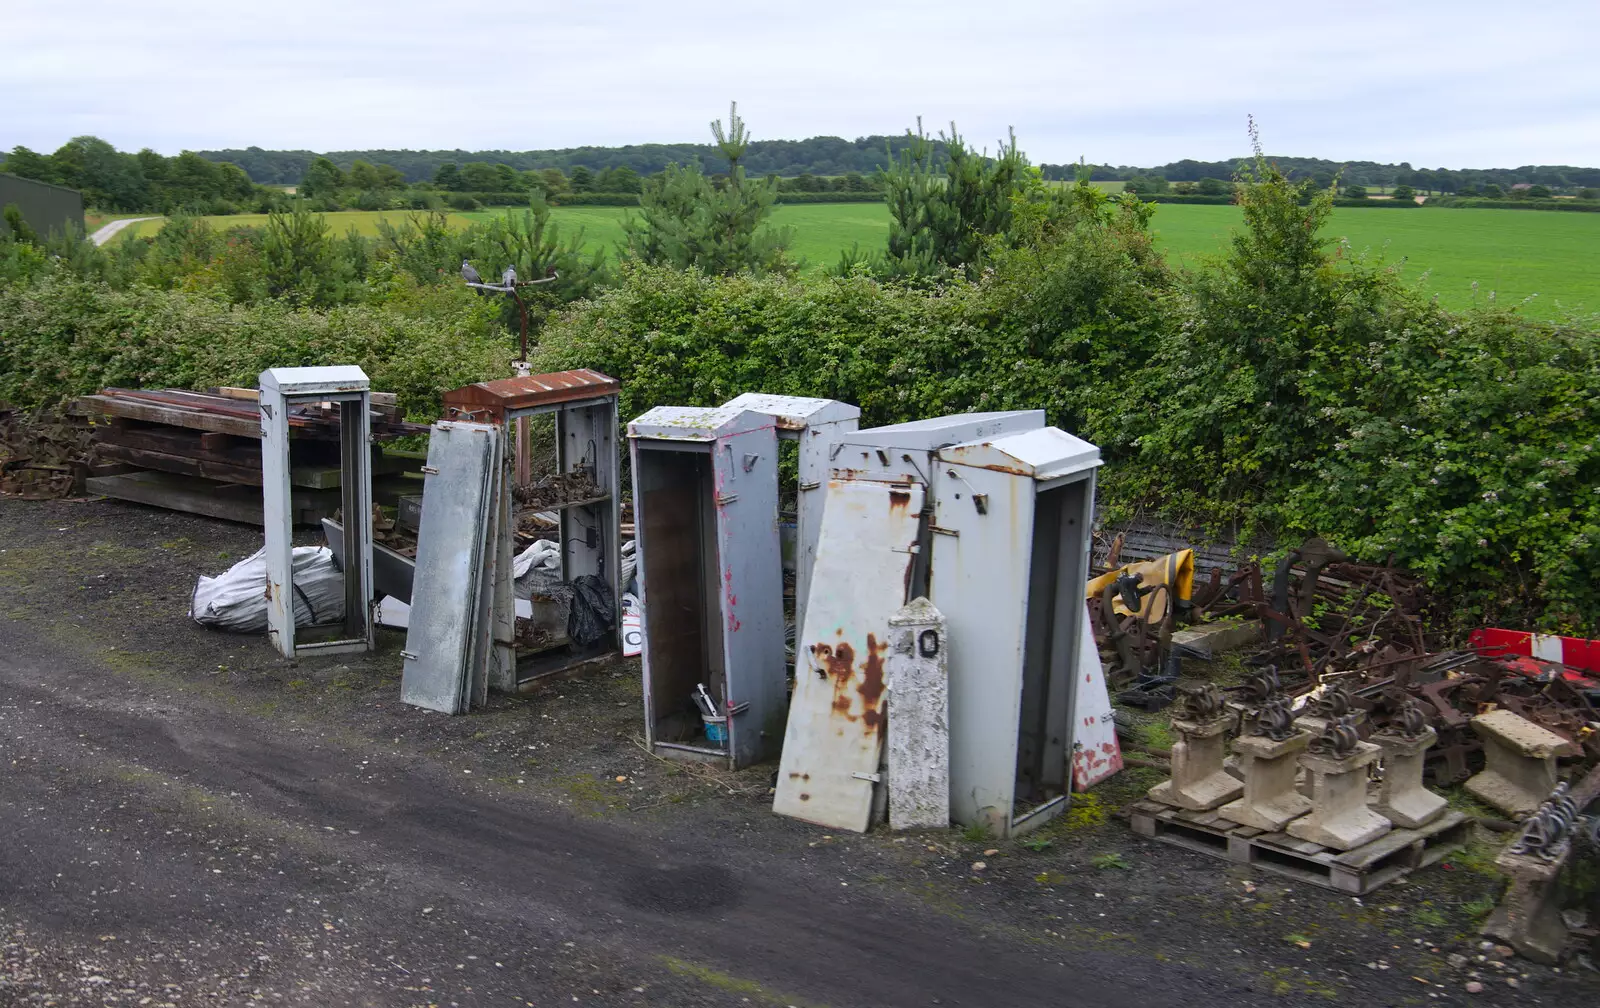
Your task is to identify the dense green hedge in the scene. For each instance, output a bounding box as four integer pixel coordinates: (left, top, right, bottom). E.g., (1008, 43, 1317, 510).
(772, 192, 885, 204)
(533, 232, 1600, 633)
(1424, 197, 1600, 212)
(427, 190, 886, 210)
(1331, 198, 1420, 208)
(0, 274, 509, 419)
(1129, 193, 1235, 205)
(547, 193, 645, 207)
(440, 192, 644, 208)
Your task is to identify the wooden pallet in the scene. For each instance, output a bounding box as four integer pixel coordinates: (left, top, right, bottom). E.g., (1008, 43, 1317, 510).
(1127, 800, 1470, 895)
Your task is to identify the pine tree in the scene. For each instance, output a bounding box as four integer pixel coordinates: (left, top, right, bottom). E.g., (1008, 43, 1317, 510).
(709, 101, 749, 186)
(879, 121, 1031, 278)
(621, 102, 790, 275)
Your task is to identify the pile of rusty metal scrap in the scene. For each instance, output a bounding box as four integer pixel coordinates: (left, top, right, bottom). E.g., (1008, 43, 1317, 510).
(1089, 536, 1436, 699)
(1226, 540, 1597, 786)
(1091, 534, 1599, 788)
(71, 387, 426, 525)
(0, 404, 97, 499)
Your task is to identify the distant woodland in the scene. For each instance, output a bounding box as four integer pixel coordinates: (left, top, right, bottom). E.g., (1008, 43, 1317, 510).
(200, 139, 1600, 192)
(6, 131, 1600, 215)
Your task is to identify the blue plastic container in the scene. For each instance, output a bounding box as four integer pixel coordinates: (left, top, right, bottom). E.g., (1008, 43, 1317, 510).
(703, 716, 728, 744)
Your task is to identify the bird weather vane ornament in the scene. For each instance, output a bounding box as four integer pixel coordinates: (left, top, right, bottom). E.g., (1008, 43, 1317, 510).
(460, 258, 560, 366)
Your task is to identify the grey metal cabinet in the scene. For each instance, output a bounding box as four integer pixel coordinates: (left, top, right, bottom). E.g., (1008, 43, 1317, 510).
(259, 366, 374, 659)
(629, 406, 785, 769)
(720, 393, 860, 638)
(932, 427, 1101, 837)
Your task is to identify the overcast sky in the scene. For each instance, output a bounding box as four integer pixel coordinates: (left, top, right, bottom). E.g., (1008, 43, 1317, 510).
(5, 0, 1598, 168)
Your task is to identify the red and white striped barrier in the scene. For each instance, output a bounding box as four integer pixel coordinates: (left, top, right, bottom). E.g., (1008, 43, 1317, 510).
(1470, 628, 1600, 684)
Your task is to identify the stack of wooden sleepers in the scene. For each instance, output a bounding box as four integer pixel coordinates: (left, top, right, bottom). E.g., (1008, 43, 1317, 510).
(72, 387, 427, 526)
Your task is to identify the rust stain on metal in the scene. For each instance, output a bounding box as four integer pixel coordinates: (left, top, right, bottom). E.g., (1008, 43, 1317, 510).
(858, 633, 887, 733)
(441, 369, 618, 421)
(813, 635, 889, 735)
(887, 489, 911, 513)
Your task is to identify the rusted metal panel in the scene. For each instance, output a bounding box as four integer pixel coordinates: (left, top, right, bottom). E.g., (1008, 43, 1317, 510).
(773, 479, 925, 832)
(1071, 603, 1124, 791)
(441, 369, 618, 422)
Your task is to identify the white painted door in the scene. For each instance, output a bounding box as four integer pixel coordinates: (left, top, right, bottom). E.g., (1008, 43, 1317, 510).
(1071, 603, 1123, 790)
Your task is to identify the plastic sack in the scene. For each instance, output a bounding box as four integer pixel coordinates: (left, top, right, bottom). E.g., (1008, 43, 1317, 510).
(619, 539, 638, 596)
(512, 539, 561, 602)
(567, 574, 616, 647)
(190, 546, 345, 633)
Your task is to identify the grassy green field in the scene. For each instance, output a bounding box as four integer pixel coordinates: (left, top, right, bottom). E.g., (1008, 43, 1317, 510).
(124, 204, 890, 270)
(123, 210, 474, 239)
(462, 203, 891, 270)
(1148, 205, 1600, 317)
(120, 203, 1599, 318)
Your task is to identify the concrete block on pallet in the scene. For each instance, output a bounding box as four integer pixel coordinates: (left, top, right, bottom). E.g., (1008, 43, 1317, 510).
(1219, 730, 1314, 832)
(1288, 742, 1390, 852)
(1147, 713, 1242, 811)
(1373, 727, 1447, 829)
(1169, 619, 1261, 658)
(1484, 849, 1569, 965)
(1464, 710, 1565, 818)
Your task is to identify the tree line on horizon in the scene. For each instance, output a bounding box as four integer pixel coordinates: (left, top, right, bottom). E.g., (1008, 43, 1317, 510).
(9, 130, 1600, 216)
(201, 141, 1600, 193)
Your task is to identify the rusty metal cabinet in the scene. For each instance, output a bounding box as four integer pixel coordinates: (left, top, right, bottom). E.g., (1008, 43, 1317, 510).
(442, 370, 622, 685)
(629, 406, 784, 769)
(772, 411, 1046, 831)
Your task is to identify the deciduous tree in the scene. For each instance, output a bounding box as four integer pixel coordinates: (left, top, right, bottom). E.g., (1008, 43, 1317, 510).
(301, 157, 346, 197)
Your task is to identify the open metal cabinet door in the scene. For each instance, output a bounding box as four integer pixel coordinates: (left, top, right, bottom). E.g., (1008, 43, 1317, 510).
(773, 479, 925, 832)
(710, 424, 787, 770)
(400, 422, 501, 714)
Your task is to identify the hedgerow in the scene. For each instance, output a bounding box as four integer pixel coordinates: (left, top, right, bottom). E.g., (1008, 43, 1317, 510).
(0, 272, 508, 419)
(536, 164, 1600, 633)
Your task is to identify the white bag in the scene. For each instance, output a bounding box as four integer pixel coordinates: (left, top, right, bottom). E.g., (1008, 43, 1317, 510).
(190, 546, 345, 633)
(512, 539, 561, 601)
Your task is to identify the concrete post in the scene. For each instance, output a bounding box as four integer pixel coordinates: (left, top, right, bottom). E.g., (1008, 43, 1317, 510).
(1465, 710, 1565, 818)
(1484, 850, 1569, 965)
(1220, 730, 1314, 831)
(885, 597, 949, 831)
(1288, 741, 1391, 851)
(1148, 712, 1242, 811)
(1373, 726, 1447, 828)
